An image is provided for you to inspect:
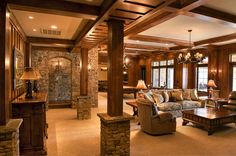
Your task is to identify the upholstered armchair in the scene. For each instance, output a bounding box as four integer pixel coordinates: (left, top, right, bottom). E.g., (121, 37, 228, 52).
(223, 91, 236, 110)
(137, 99, 176, 135)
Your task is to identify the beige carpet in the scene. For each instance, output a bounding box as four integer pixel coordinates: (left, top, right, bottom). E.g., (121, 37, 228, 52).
(47, 93, 236, 156)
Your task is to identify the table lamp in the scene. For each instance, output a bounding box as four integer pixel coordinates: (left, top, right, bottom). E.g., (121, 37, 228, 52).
(136, 80, 147, 93)
(20, 67, 38, 98)
(208, 79, 217, 98)
(33, 70, 41, 93)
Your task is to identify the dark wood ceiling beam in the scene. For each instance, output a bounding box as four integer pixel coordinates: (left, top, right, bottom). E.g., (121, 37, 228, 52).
(7, 0, 99, 19)
(194, 33, 236, 46)
(191, 6, 236, 24)
(28, 37, 74, 46)
(31, 46, 70, 52)
(72, 0, 120, 52)
(124, 43, 168, 51)
(124, 0, 176, 37)
(126, 34, 190, 46)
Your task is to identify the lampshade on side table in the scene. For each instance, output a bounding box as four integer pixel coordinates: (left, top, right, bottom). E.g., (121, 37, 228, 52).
(208, 79, 217, 98)
(20, 67, 38, 98)
(136, 80, 147, 97)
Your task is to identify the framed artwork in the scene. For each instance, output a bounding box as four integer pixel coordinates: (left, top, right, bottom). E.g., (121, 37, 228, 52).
(13, 47, 24, 89)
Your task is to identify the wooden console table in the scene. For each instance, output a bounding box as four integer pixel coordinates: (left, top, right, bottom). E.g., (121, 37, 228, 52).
(12, 92, 48, 155)
(126, 101, 138, 116)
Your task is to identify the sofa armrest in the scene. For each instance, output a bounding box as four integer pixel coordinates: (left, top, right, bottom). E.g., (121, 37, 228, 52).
(151, 111, 173, 120)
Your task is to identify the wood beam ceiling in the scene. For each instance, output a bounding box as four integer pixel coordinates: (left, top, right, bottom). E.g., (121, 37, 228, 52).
(126, 35, 190, 46)
(7, 0, 99, 19)
(28, 37, 74, 46)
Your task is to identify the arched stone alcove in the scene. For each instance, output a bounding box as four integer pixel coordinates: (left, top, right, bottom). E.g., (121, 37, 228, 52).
(48, 57, 72, 108)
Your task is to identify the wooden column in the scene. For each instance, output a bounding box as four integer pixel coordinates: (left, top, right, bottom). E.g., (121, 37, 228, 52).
(25, 41, 31, 67)
(0, 0, 8, 125)
(80, 48, 88, 96)
(107, 19, 124, 117)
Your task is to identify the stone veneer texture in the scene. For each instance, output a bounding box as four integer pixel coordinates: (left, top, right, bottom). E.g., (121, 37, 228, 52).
(0, 119, 22, 156)
(98, 113, 134, 156)
(32, 48, 98, 107)
(77, 96, 91, 120)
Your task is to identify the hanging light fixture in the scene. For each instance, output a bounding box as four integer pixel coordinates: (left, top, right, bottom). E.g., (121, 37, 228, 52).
(177, 30, 205, 64)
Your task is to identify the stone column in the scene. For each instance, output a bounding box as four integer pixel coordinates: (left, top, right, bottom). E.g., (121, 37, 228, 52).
(77, 48, 91, 120)
(97, 113, 134, 155)
(77, 96, 91, 120)
(0, 119, 23, 156)
(98, 19, 134, 156)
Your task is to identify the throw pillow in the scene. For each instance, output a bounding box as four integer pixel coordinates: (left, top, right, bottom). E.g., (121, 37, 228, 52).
(152, 93, 164, 104)
(182, 89, 192, 100)
(171, 91, 183, 101)
(163, 91, 169, 102)
(144, 92, 155, 103)
(190, 89, 199, 101)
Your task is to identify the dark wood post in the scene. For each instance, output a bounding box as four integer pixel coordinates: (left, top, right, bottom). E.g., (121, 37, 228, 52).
(0, 0, 8, 125)
(25, 41, 31, 67)
(107, 19, 124, 116)
(80, 48, 88, 96)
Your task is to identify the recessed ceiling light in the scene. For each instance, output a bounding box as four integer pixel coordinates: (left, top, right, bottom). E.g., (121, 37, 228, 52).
(51, 25, 58, 29)
(136, 40, 139, 43)
(86, 0, 93, 2)
(165, 43, 169, 46)
(33, 29, 37, 32)
(28, 16, 34, 19)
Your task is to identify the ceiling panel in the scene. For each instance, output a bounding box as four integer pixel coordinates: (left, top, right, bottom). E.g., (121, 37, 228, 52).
(140, 15, 236, 42)
(204, 0, 236, 16)
(125, 39, 175, 47)
(11, 10, 83, 39)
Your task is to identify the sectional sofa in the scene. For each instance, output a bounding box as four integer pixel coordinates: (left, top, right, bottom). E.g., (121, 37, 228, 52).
(137, 89, 206, 117)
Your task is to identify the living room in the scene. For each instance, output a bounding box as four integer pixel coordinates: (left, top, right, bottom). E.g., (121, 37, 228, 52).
(1, 0, 236, 156)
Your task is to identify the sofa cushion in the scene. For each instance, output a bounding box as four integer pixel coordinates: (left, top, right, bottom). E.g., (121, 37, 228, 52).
(157, 102, 182, 111)
(163, 91, 169, 102)
(190, 89, 199, 101)
(144, 91, 155, 103)
(177, 100, 201, 109)
(182, 89, 192, 100)
(171, 91, 183, 101)
(153, 93, 164, 104)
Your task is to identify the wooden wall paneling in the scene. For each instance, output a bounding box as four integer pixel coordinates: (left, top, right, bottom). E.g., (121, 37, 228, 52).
(145, 57, 152, 86)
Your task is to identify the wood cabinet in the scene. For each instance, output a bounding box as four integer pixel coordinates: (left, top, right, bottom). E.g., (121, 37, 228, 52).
(12, 93, 48, 155)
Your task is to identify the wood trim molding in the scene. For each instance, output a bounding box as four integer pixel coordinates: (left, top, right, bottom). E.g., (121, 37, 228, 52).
(28, 37, 74, 46)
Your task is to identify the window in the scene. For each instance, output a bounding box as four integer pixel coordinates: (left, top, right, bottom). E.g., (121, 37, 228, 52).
(152, 59, 174, 88)
(196, 57, 208, 91)
(230, 54, 236, 91)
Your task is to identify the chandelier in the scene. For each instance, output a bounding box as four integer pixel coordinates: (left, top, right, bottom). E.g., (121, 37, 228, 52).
(177, 30, 205, 64)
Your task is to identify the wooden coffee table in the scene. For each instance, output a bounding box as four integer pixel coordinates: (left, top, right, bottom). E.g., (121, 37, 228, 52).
(182, 108, 236, 135)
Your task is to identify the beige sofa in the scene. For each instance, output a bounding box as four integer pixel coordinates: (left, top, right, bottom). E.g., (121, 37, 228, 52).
(138, 89, 205, 117)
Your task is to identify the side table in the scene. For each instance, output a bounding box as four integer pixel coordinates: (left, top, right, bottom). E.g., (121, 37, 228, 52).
(206, 98, 228, 108)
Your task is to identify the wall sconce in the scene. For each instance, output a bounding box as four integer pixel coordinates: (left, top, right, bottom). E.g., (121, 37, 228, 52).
(210, 69, 217, 79)
(88, 64, 91, 70)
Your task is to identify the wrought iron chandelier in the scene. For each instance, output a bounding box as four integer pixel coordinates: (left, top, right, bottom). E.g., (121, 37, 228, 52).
(177, 30, 205, 64)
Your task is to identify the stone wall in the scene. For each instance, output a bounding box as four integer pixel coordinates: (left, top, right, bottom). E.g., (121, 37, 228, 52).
(32, 48, 98, 107)
(88, 48, 98, 107)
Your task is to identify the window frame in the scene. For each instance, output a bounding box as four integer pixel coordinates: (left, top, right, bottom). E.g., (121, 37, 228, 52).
(151, 59, 174, 89)
(195, 57, 208, 92)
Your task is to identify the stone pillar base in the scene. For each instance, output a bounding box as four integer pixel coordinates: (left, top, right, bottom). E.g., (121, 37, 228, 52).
(97, 113, 134, 156)
(0, 119, 23, 156)
(77, 96, 91, 120)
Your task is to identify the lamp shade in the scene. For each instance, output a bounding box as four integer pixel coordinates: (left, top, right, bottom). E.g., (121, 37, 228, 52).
(20, 67, 38, 80)
(208, 79, 217, 88)
(136, 80, 147, 90)
(34, 70, 41, 80)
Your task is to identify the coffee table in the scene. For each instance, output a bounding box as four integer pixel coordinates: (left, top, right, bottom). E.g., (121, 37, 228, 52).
(182, 108, 236, 135)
